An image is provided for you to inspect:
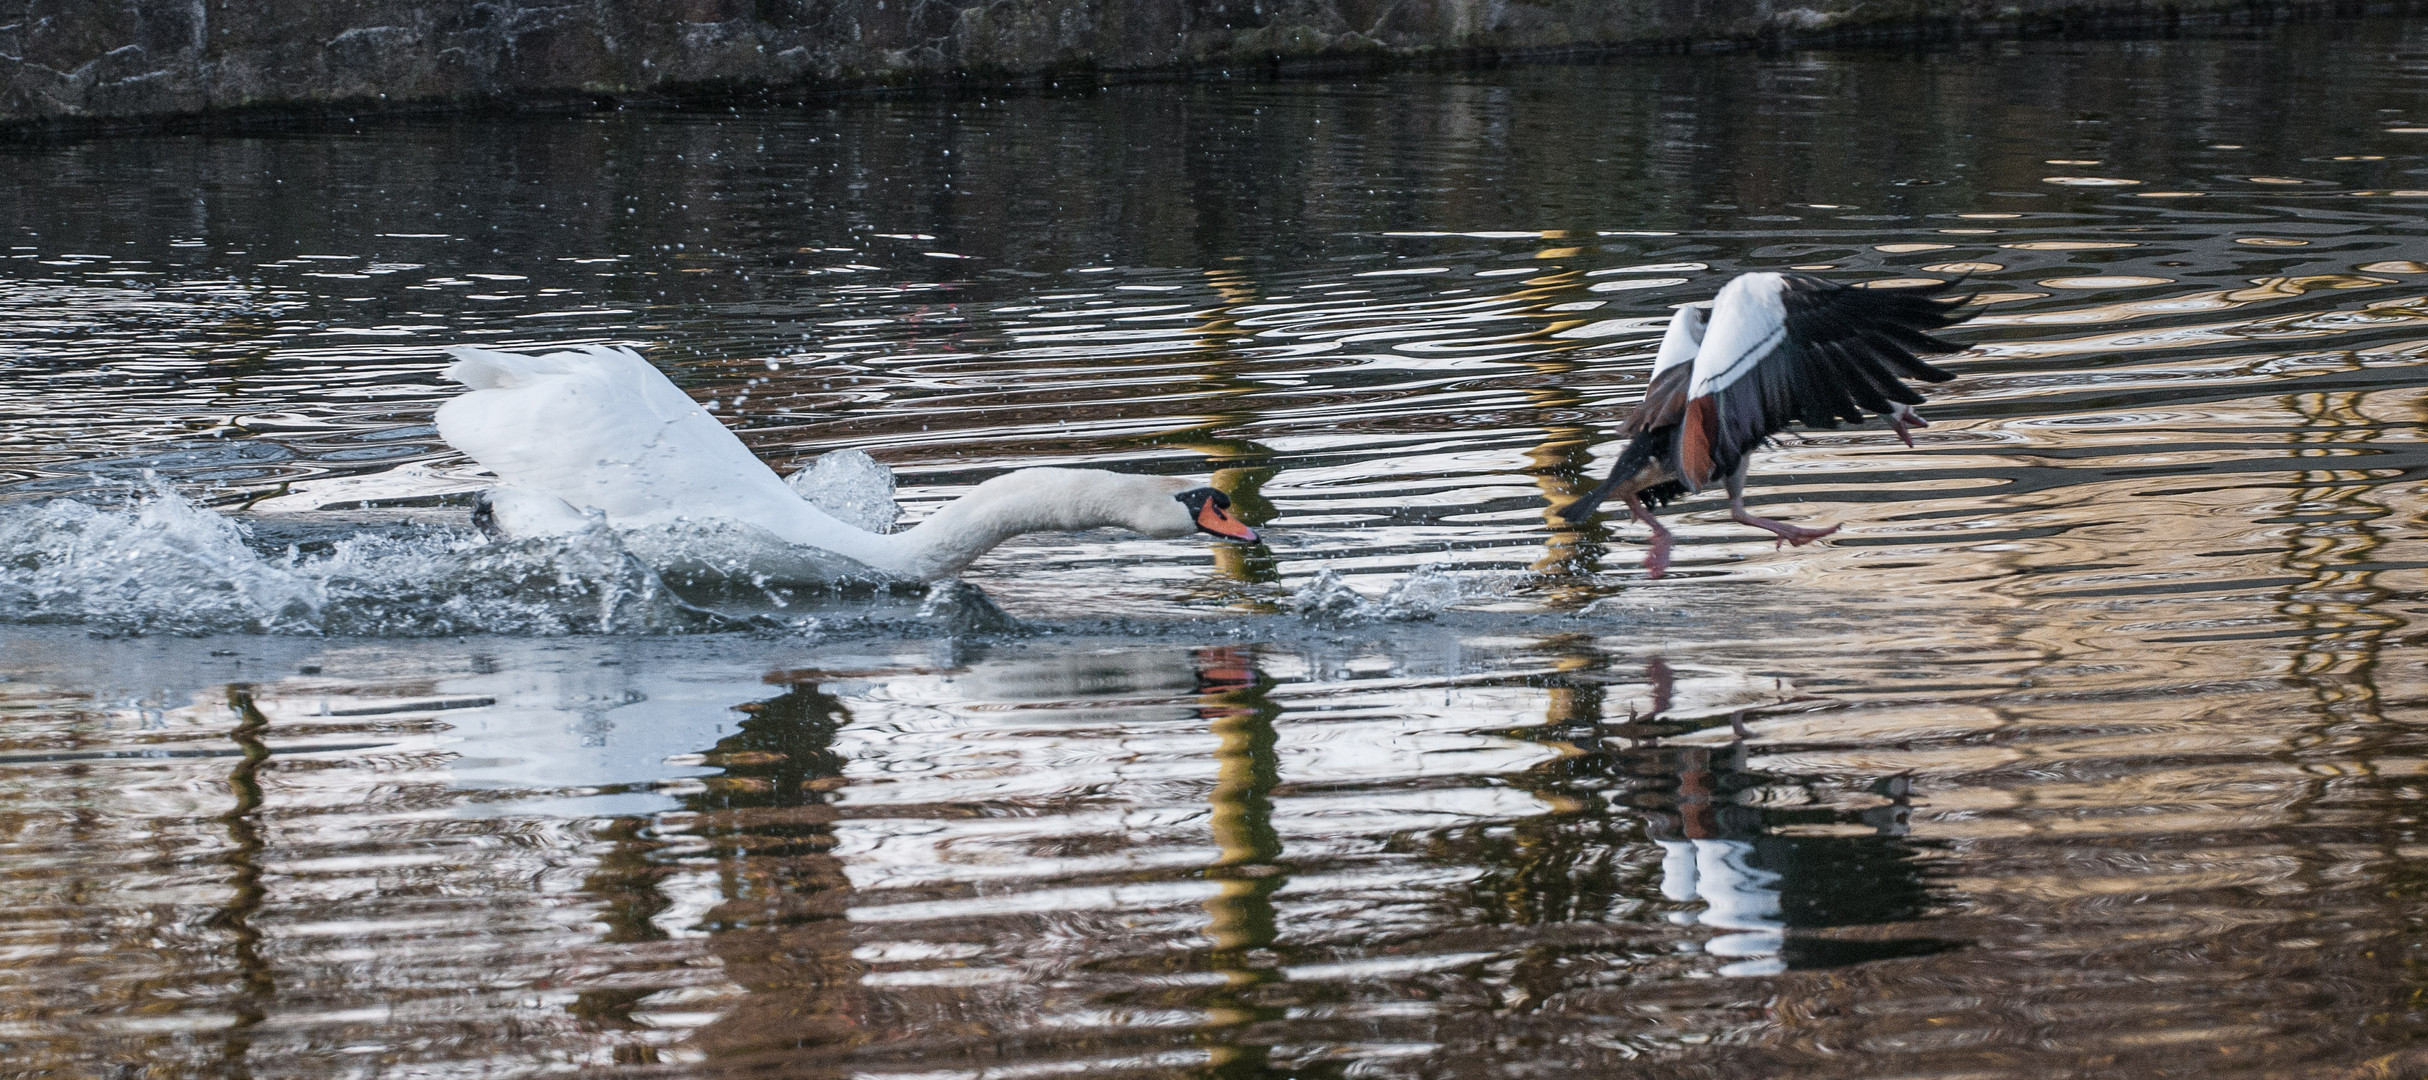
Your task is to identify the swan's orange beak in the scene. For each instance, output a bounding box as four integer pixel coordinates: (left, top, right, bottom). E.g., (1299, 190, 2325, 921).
(1196, 500, 1260, 543)
(1178, 486, 1261, 543)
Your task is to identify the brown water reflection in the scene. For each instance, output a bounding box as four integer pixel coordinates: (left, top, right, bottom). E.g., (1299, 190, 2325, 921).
(4, 617, 2427, 1077)
(10, 13, 2428, 1080)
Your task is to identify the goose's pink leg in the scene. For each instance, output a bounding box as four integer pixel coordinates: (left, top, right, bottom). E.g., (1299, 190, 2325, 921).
(1623, 493, 1675, 578)
(1725, 464, 1838, 548)
(1888, 404, 1928, 448)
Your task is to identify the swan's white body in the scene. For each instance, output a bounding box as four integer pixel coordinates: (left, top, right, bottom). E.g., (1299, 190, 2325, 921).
(433, 345, 1212, 582)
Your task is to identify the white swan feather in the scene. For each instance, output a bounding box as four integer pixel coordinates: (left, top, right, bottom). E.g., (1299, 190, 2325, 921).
(434, 345, 1252, 582)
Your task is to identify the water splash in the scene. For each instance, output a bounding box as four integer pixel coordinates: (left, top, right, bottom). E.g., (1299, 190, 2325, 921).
(1288, 562, 1478, 623)
(785, 448, 902, 534)
(0, 483, 727, 636)
(915, 579, 1026, 635)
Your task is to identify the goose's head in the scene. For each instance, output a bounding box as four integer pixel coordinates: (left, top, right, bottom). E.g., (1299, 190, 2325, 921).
(1171, 486, 1261, 543)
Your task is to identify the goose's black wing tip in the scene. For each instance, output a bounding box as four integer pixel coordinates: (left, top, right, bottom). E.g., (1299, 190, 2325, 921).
(1791, 273, 1982, 337)
(1929, 274, 1986, 327)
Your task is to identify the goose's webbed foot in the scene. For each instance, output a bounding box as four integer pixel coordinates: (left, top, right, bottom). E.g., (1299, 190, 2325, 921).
(1887, 404, 1928, 448)
(1731, 508, 1839, 548)
(1722, 464, 1837, 550)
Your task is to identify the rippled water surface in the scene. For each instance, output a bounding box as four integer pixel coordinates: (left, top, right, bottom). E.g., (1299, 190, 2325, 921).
(10, 18, 2428, 1078)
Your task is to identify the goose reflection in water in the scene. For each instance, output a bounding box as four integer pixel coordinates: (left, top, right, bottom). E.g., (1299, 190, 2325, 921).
(1616, 659, 1956, 976)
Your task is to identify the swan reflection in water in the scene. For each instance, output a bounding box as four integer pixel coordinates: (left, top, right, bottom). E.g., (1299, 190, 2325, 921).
(1613, 658, 1954, 976)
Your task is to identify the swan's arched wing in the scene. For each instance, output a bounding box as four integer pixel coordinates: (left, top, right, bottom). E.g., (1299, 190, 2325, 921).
(1678, 274, 1970, 487)
(433, 345, 801, 525)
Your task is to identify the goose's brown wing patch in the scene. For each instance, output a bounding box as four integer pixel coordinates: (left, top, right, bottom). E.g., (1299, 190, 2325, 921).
(1680, 395, 1721, 490)
(1621, 363, 1693, 438)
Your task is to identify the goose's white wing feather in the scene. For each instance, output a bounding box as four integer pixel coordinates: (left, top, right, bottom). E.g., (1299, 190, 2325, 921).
(1649, 303, 1708, 378)
(1685, 273, 1789, 398)
(1670, 272, 1968, 489)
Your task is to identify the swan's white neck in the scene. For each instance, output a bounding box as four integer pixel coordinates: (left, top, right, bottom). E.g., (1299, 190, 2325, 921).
(773, 468, 1194, 581)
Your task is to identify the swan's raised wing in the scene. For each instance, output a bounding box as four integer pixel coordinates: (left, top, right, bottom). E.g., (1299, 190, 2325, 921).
(1677, 273, 1969, 488)
(434, 345, 802, 527)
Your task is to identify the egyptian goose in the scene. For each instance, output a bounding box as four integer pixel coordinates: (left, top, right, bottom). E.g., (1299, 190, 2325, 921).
(1558, 273, 1973, 576)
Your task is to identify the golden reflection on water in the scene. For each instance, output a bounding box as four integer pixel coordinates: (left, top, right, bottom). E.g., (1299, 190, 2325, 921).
(1196, 647, 1286, 1078)
(14, 17, 2428, 1080)
(3, 574, 2428, 1077)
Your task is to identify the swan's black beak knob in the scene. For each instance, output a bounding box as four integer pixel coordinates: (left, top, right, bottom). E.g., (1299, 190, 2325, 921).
(1177, 487, 1261, 543)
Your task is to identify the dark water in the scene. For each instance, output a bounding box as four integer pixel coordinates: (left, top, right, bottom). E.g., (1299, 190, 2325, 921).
(8, 17, 2428, 1078)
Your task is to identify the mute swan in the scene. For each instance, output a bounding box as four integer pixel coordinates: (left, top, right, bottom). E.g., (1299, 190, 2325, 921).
(434, 345, 1259, 583)
(1556, 273, 1972, 577)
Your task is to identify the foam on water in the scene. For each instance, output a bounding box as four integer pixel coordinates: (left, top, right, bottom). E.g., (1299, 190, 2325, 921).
(1287, 562, 1484, 623)
(0, 483, 727, 636)
(0, 480, 1506, 636)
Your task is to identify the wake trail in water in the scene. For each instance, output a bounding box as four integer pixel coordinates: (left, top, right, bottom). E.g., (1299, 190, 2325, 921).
(0, 482, 1509, 637)
(0, 483, 753, 636)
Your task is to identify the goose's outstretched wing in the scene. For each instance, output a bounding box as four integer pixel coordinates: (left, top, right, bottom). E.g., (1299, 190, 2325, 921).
(1678, 273, 1970, 489)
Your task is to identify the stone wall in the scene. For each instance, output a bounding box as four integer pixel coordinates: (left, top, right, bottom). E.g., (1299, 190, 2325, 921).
(0, 0, 2340, 129)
